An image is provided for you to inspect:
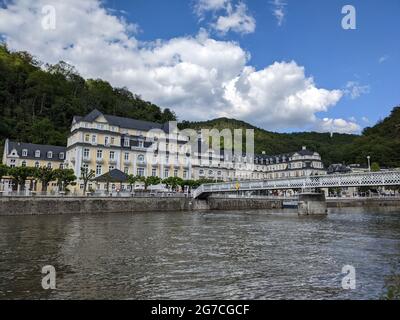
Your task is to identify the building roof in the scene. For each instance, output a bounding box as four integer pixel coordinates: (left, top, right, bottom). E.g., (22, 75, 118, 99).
(74, 109, 170, 132)
(94, 169, 129, 183)
(7, 140, 66, 161)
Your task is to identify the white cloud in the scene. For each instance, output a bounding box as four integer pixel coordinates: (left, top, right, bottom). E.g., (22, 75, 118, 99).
(195, 0, 229, 15)
(0, 0, 350, 132)
(270, 0, 286, 26)
(378, 55, 389, 64)
(362, 116, 370, 124)
(315, 118, 361, 134)
(213, 2, 255, 35)
(344, 81, 370, 99)
(194, 0, 255, 35)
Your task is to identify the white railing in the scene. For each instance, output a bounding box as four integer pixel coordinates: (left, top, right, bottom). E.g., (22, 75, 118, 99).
(192, 171, 400, 198)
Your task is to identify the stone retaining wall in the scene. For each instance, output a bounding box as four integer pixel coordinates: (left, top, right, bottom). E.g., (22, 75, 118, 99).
(0, 197, 282, 215)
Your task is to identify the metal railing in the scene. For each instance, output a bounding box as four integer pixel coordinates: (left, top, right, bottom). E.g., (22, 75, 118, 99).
(192, 171, 400, 198)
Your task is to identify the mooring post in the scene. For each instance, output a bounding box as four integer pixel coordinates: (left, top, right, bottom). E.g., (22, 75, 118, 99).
(298, 192, 327, 216)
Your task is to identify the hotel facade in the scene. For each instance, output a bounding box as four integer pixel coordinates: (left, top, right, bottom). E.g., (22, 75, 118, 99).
(2, 109, 326, 193)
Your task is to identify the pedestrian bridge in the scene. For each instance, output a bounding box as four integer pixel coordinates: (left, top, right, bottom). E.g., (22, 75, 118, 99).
(192, 171, 400, 199)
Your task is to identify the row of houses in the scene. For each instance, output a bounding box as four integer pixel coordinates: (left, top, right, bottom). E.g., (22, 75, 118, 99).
(1, 109, 327, 193)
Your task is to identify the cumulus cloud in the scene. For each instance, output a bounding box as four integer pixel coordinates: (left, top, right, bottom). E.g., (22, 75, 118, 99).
(195, 0, 255, 35)
(213, 2, 255, 35)
(315, 118, 361, 134)
(0, 0, 354, 132)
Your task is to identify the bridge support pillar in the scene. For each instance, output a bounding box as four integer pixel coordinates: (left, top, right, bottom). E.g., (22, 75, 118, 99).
(298, 193, 327, 216)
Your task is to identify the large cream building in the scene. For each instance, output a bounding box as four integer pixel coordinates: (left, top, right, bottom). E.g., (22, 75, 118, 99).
(2, 109, 326, 193)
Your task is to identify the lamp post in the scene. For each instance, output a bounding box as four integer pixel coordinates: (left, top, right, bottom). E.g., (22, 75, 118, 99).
(367, 156, 371, 172)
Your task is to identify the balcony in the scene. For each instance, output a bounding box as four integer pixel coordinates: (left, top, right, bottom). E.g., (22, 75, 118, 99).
(96, 158, 104, 164)
(109, 158, 117, 165)
(82, 156, 91, 163)
(124, 159, 131, 165)
(70, 157, 76, 163)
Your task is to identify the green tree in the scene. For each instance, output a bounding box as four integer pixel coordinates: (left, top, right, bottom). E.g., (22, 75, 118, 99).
(143, 176, 162, 190)
(127, 174, 141, 192)
(80, 167, 95, 194)
(53, 168, 76, 192)
(8, 166, 36, 191)
(163, 177, 184, 191)
(371, 162, 381, 172)
(34, 166, 55, 192)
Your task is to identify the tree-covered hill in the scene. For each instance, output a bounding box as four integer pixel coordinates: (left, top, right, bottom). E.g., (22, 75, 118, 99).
(0, 44, 176, 148)
(179, 107, 400, 167)
(179, 118, 358, 165)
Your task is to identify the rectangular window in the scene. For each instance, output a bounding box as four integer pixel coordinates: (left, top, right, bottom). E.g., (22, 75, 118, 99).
(47, 151, 53, 159)
(152, 168, 157, 177)
(183, 170, 188, 179)
(91, 135, 97, 144)
(110, 151, 115, 160)
(164, 169, 169, 178)
(85, 134, 90, 142)
(105, 137, 109, 145)
(59, 152, 64, 160)
(35, 150, 41, 158)
(137, 168, 145, 177)
(124, 138, 130, 147)
(124, 167, 129, 174)
(96, 165, 102, 176)
(138, 140, 144, 148)
(124, 152, 129, 161)
(174, 169, 178, 177)
(111, 137, 115, 145)
(97, 150, 103, 159)
(83, 148, 90, 158)
(22, 149, 28, 157)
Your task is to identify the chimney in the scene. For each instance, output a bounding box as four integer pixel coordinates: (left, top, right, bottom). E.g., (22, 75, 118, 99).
(302, 146, 306, 150)
(262, 151, 266, 155)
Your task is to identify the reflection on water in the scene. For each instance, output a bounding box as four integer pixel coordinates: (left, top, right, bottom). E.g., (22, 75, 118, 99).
(0, 207, 400, 300)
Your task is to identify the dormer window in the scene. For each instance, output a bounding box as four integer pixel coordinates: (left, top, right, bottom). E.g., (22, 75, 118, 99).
(22, 149, 28, 157)
(47, 151, 53, 159)
(124, 138, 130, 147)
(138, 140, 144, 148)
(35, 150, 41, 158)
(59, 152, 64, 160)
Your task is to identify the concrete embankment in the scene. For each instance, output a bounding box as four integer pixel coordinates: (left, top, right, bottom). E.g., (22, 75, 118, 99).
(327, 198, 400, 208)
(0, 197, 283, 216)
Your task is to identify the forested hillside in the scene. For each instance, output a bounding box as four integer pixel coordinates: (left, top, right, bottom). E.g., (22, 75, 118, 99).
(179, 118, 358, 165)
(180, 107, 400, 167)
(0, 44, 176, 149)
(1, 44, 399, 168)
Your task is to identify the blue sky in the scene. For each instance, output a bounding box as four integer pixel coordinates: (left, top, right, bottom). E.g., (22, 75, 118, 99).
(0, 0, 399, 133)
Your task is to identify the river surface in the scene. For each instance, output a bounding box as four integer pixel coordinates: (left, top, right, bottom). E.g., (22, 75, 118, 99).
(0, 208, 400, 300)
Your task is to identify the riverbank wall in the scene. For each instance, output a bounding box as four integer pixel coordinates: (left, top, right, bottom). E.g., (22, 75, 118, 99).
(0, 196, 283, 216)
(327, 198, 400, 208)
(0, 197, 399, 216)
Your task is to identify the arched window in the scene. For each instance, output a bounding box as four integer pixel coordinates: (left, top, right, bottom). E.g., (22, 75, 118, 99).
(21, 161, 26, 167)
(35, 162, 40, 168)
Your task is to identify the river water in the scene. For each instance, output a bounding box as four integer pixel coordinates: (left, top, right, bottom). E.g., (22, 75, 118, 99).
(0, 208, 399, 300)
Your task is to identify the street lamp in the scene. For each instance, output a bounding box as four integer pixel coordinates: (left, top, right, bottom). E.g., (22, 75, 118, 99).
(367, 156, 371, 172)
